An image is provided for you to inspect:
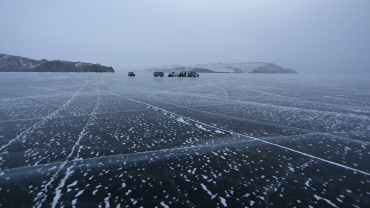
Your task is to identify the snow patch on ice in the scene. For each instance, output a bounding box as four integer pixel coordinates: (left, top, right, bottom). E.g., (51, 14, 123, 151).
(314, 194, 338, 208)
(52, 167, 75, 208)
(215, 130, 225, 134)
(160, 201, 169, 208)
(176, 117, 190, 125)
(219, 196, 227, 207)
(201, 183, 217, 199)
(196, 124, 209, 131)
(75, 190, 84, 197)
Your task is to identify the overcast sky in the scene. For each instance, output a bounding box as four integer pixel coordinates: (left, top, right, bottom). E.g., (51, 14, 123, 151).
(1, 0, 369, 73)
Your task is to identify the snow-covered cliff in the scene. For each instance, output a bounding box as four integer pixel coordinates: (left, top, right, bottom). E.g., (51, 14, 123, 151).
(144, 62, 297, 73)
(0, 54, 114, 72)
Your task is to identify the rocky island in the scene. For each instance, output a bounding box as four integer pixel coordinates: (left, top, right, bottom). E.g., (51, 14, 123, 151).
(0, 54, 114, 73)
(144, 62, 297, 74)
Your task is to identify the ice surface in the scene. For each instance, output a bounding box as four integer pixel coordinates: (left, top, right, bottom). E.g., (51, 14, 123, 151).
(0, 72, 369, 207)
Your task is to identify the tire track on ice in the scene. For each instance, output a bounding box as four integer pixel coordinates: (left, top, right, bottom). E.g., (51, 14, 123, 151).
(86, 84, 370, 177)
(0, 81, 89, 152)
(205, 83, 229, 100)
(34, 82, 100, 208)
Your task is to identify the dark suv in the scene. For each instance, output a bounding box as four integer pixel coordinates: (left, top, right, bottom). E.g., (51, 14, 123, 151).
(153, 72, 164, 77)
(128, 72, 135, 77)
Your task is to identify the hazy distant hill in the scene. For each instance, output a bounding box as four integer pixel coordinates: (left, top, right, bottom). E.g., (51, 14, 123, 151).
(0, 54, 114, 73)
(144, 62, 296, 73)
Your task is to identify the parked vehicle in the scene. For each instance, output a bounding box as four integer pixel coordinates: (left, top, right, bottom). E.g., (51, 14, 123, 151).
(168, 71, 181, 77)
(128, 72, 135, 77)
(168, 71, 199, 77)
(188, 72, 199, 77)
(153, 72, 164, 77)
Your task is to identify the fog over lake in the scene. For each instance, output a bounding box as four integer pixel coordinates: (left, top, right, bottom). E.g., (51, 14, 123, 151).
(0, 0, 369, 73)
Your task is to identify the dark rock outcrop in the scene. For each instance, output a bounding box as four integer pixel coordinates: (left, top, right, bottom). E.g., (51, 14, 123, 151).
(0, 54, 114, 72)
(0, 54, 47, 72)
(32, 60, 114, 72)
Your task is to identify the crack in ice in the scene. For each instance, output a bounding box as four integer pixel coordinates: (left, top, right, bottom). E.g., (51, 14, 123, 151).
(34, 82, 100, 208)
(0, 81, 89, 153)
(86, 84, 370, 177)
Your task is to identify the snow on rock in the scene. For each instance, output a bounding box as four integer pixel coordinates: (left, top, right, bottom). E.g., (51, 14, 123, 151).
(143, 62, 296, 73)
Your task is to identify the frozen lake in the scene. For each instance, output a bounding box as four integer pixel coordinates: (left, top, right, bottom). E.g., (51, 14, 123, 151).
(0, 72, 369, 207)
